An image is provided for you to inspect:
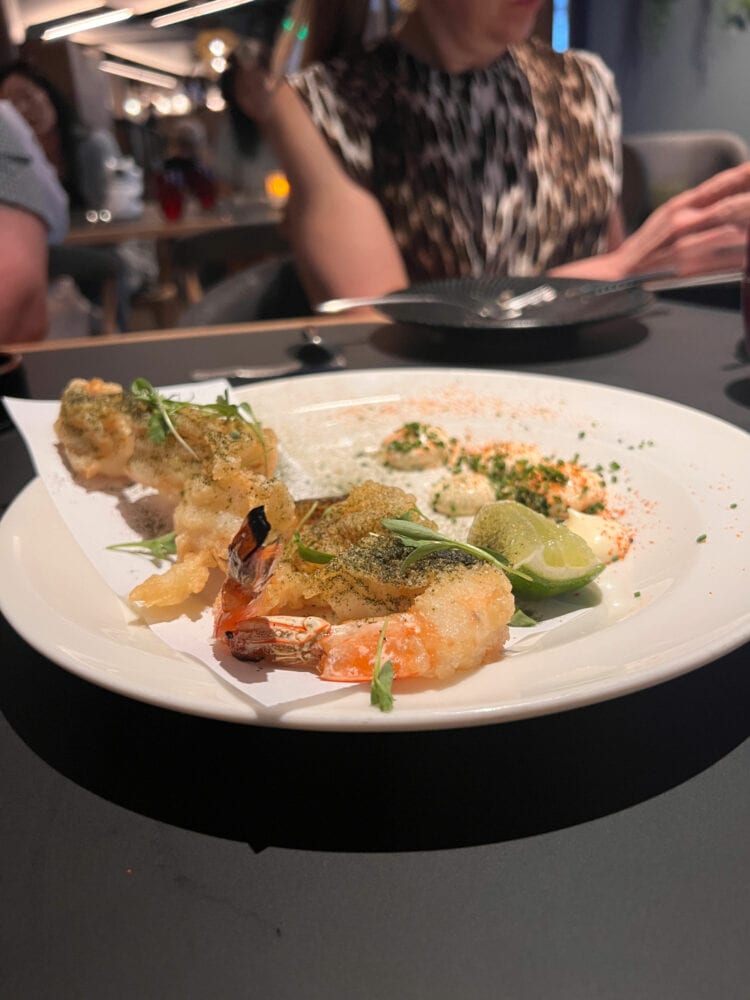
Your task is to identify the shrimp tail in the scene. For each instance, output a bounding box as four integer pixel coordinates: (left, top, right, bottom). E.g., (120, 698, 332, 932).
(214, 505, 286, 636)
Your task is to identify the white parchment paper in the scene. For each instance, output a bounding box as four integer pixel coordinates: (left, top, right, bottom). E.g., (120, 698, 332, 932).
(3, 383, 353, 707)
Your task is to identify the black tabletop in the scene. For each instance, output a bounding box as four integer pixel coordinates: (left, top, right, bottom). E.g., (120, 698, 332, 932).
(2, 301, 750, 999)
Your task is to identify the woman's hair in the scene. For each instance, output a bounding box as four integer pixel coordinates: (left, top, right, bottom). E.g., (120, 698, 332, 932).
(272, 0, 371, 72)
(0, 60, 87, 207)
(221, 0, 382, 156)
(220, 44, 262, 157)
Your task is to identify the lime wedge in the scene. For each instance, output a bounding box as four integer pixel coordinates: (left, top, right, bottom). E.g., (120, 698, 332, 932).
(467, 500, 604, 599)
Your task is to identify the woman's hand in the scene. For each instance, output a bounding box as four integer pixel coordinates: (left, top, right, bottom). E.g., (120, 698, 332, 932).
(617, 161, 750, 277)
(552, 161, 750, 281)
(231, 39, 279, 124)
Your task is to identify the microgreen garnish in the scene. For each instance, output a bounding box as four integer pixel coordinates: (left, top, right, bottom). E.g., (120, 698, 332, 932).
(129, 381, 269, 470)
(370, 618, 395, 712)
(130, 378, 198, 458)
(107, 530, 177, 562)
(381, 516, 532, 584)
(696, 534, 707, 543)
(230, 397, 270, 474)
(291, 501, 335, 563)
(295, 538, 334, 564)
(509, 608, 538, 627)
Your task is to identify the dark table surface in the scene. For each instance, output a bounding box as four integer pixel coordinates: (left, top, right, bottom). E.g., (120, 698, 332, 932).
(2, 299, 750, 1000)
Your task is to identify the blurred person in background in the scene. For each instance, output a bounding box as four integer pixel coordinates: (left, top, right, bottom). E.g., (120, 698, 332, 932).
(162, 117, 218, 209)
(0, 99, 68, 343)
(0, 61, 154, 331)
(218, 38, 284, 203)
(231, 0, 750, 305)
(0, 61, 119, 212)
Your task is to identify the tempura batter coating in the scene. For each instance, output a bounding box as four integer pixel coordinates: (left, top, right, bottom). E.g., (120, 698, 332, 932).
(54, 377, 286, 607)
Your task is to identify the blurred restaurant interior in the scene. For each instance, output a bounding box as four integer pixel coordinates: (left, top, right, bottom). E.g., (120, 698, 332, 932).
(0, 0, 748, 336)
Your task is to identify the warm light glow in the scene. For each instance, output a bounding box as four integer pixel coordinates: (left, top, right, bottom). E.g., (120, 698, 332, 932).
(151, 93, 172, 114)
(42, 7, 133, 41)
(205, 86, 226, 112)
(100, 59, 179, 89)
(264, 171, 290, 205)
(210, 55, 227, 73)
(152, 0, 258, 28)
(208, 38, 226, 56)
(170, 92, 192, 115)
(124, 97, 142, 117)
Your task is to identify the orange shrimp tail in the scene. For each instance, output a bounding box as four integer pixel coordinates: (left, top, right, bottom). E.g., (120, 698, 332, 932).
(215, 505, 285, 635)
(213, 578, 258, 636)
(318, 615, 433, 682)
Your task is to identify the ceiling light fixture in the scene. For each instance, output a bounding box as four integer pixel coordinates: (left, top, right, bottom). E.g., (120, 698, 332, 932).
(152, 0, 257, 29)
(99, 59, 179, 89)
(42, 7, 134, 41)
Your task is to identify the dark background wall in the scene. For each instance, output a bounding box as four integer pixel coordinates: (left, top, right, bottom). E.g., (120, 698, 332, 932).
(574, 0, 750, 142)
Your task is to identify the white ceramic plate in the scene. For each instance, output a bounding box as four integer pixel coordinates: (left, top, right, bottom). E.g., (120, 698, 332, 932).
(2, 368, 749, 731)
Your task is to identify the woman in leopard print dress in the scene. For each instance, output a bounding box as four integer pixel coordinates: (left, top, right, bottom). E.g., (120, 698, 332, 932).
(233, 0, 750, 304)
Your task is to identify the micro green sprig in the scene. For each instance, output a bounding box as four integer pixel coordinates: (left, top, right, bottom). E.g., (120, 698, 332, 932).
(130, 378, 198, 458)
(129, 381, 269, 470)
(381, 515, 532, 584)
(107, 530, 177, 563)
(292, 501, 335, 564)
(370, 618, 395, 712)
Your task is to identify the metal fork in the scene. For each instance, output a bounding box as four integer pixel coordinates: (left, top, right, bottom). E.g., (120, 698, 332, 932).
(316, 283, 557, 321)
(482, 284, 558, 316)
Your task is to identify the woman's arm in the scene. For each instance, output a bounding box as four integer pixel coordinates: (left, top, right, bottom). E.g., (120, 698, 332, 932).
(235, 68, 408, 304)
(0, 204, 49, 344)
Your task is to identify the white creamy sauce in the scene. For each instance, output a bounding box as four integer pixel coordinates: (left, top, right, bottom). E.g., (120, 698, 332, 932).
(431, 471, 496, 517)
(565, 509, 631, 564)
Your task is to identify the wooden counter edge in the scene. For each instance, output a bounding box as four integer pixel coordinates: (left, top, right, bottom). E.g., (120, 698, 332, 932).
(9, 310, 390, 354)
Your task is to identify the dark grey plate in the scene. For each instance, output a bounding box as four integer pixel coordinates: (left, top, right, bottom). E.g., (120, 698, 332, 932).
(376, 276, 654, 330)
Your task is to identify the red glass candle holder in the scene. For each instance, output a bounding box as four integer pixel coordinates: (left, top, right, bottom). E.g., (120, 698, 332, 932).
(155, 171, 185, 221)
(187, 165, 217, 210)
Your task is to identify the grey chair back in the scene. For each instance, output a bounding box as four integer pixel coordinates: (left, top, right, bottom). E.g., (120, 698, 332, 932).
(176, 255, 311, 328)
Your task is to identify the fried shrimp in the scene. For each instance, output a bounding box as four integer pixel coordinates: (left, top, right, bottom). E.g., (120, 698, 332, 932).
(214, 480, 435, 631)
(130, 471, 296, 607)
(215, 480, 514, 682)
(223, 540, 514, 682)
(55, 377, 285, 607)
(55, 377, 277, 489)
(54, 378, 135, 479)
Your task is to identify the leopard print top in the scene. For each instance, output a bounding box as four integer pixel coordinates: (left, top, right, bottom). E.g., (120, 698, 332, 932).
(288, 37, 621, 281)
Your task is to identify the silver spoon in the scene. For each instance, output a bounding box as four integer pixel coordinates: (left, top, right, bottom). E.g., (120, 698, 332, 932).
(190, 328, 346, 382)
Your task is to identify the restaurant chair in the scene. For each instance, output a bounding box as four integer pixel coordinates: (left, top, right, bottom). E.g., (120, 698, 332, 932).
(176, 254, 312, 327)
(171, 222, 289, 307)
(47, 244, 121, 335)
(621, 129, 750, 231)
